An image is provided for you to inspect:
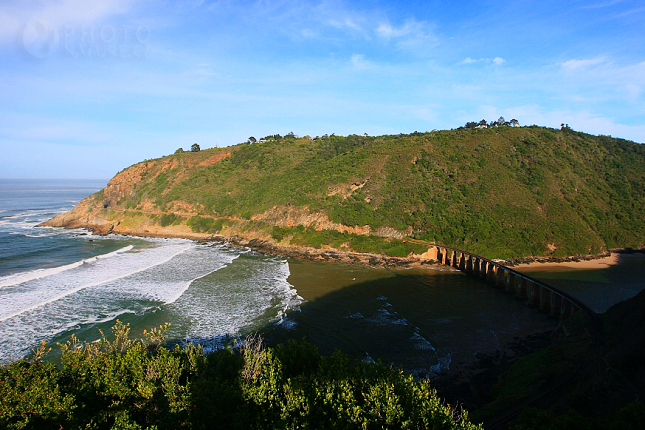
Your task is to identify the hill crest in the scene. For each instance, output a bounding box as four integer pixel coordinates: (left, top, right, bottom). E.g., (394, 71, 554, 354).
(43, 126, 645, 260)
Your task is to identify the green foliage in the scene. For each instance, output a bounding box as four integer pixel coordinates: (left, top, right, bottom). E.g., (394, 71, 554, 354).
(0, 323, 480, 430)
(276, 226, 427, 257)
(92, 188, 105, 202)
(107, 129, 645, 259)
(271, 225, 288, 242)
(191, 143, 200, 152)
(187, 216, 225, 234)
(159, 213, 180, 227)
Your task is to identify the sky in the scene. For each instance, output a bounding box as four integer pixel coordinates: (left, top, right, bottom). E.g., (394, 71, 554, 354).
(0, 0, 643, 179)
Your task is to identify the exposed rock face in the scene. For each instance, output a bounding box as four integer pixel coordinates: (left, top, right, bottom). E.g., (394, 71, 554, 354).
(41, 197, 113, 233)
(198, 151, 231, 167)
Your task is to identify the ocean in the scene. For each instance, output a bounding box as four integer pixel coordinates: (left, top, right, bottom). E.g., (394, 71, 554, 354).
(0, 179, 302, 364)
(1, 178, 566, 374)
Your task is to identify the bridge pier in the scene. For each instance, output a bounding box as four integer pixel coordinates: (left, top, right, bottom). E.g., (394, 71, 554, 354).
(442, 249, 450, 266)
(465, 255, 473, 272)
(459, 253, 466, 270)
(516, 277, 527, 298)
(451, 251, 459, 268)
(496, 267, 506, 287)
(478, 259, 487, 279)
(560, 300, 573, 320)
(426, 246, 438, 261)
(487, 262, 497, 283)
(506, 273, 517, 294)
(528, 282, 540, 307)
(539, 288, 551, 312)
(550, 294, 562, 317)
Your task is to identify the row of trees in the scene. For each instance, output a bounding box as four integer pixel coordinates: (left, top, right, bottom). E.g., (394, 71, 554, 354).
(462, 117, 519, 129)
(175, 143, 201, 153)
(247, 132, 299, 143)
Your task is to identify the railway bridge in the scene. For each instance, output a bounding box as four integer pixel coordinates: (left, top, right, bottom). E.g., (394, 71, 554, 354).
(417, 244, 597, 322)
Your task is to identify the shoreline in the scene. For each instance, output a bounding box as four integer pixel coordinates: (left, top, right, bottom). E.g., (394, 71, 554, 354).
(41, 217, 627, 271)
(38, 202, 636, 270)
(512, 249, 645, 271)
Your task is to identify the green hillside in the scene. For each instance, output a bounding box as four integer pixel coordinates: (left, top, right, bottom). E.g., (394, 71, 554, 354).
(94, 126, 645, 259)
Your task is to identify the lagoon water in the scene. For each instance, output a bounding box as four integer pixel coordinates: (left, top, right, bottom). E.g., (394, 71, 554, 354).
(0, 178, 578, 374)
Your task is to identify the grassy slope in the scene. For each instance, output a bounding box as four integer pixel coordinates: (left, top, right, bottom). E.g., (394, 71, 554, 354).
(99, 126, 645, 259)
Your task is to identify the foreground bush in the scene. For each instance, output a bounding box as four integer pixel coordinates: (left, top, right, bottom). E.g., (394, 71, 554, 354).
(0, 322, 480, 430)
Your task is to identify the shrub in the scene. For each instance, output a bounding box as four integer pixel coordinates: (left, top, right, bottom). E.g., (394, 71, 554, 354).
(187, 216, 225, 233)
(159, 213, 179, 227)
(0, 323, 481, 430)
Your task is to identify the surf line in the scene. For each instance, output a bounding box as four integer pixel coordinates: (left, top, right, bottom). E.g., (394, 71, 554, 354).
(0, 244, 192, 323)
(0, 246, 135, 289)
(165, 253, 240, 305)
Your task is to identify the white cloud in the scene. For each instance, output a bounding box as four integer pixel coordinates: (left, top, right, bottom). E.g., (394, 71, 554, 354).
(376, 18, 438, 55)
(561, 57, 606, 72)
(559, 58, 645, 103)
(329, 17, 363, 32)
(350, 53, 373, 70)
(459, 57, 505, 65)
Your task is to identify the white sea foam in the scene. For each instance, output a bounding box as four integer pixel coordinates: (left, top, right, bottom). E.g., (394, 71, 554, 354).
(0, 244, 187, 322)
(369, 308, 410, 326)
(410, 332, 436, 351)
(168, 253, 302, 344)
(346, 312, 364, 319)
(0, 241, 242, 363)
(0, 245, 134, 289)
(0, 239, 304, 364)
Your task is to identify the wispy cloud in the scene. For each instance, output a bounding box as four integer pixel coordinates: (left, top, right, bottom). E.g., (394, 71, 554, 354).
(375, 18, 439, 55)
(459, 57, 505, 65)
(329, 17, 363, 32)
(350, 53, 373, 70)
(560, 58, 645, 103)
(561, 57, 606, 72)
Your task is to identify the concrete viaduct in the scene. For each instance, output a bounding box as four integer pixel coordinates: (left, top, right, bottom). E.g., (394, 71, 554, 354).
(421, 244, 596, 321)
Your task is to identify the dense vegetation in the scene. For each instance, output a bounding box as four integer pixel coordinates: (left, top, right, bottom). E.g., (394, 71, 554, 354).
(0, 322, 480, 430)
(103, 126, 645, 259)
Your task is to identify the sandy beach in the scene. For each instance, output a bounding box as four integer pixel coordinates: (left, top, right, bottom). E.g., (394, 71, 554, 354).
(513, 253, 620, 270)
(513, 251, 645, 271)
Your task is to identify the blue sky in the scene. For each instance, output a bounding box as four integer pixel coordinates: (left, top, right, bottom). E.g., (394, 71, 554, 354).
(1, 0, 643, 179)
